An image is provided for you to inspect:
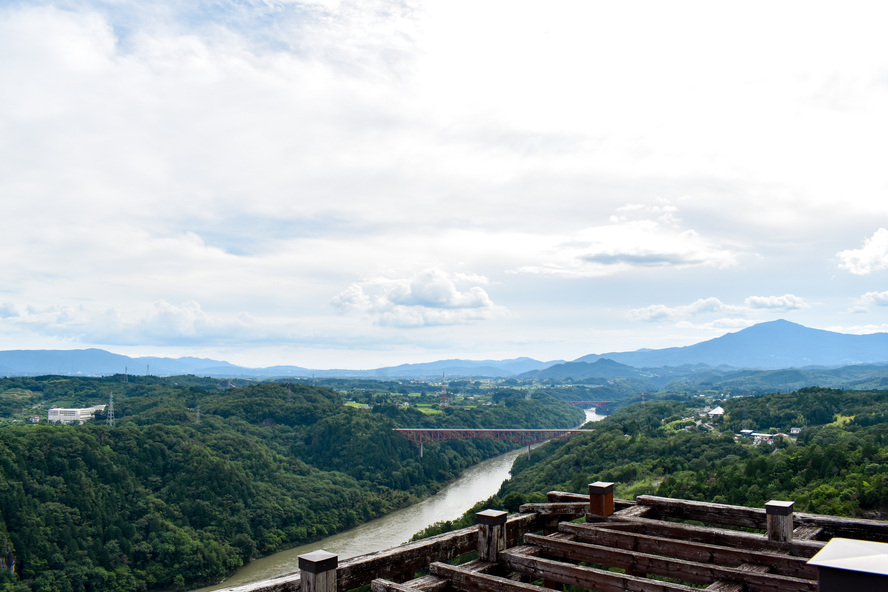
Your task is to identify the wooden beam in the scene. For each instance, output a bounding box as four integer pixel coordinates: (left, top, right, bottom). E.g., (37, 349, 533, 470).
(216, 573, 301, 592)
(793, 525, 823, 540)
(370, 580, 420, 592)
(518, 502, 588, 516)
(428, 562, 552, 592)
(704, 563, 770, 592)
(636, 495, 769, 529)
(336, 512, 538, 591)
(636, 495, 888, 543)
(370, 559, 495, 592)
(546, 491, 634, 508)
(499, 550, 700, 592)
(522, 533, 817, 592)
(606, 515, 824, 558)
(614, 504, 655, 517)
(794, 511, 888, 543)
(558, 523, 816, 579)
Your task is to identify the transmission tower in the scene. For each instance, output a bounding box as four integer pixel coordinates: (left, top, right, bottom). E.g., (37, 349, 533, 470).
(439, 372, 448, 407)
(107, 393, 115, 427)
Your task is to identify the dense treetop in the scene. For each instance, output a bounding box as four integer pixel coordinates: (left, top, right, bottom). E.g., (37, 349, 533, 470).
(0, 375, 583, 592)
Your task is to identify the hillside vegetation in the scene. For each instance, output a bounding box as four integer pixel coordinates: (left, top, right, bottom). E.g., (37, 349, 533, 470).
(0, 375, 583, 592)
(498, 387, 888, 517)
(410, 387, 888, 547)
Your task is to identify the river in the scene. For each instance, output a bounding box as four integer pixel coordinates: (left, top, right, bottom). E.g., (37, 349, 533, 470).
(195, 409, 605, 591)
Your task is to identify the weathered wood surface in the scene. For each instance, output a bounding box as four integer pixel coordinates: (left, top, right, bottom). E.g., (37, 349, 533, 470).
(559, 522, 816, 579)
(522, 533, 817, 592)
(218, 573, 301, 592)
(793, 510, 888, 542)
(637, 495, 888, 542)
(370, 559, 494, 592)
(636, 495, 770, 529)
(546, 490, 637, 511)
(370, 580, 421, 592)
(337, 513, 538, 591)
(607, 515, 825, 557)
(704, 563, 770, 592)
(223, 513, 541, 592)
(519, 502, 588, 515)
(500, 550, 700, 592)
(615, 503, 655, 517)
(301, 570, 335, 592)
(792, 524, 823, 540)
(429, 562, 552, 592)
(210, 492, 888, 592)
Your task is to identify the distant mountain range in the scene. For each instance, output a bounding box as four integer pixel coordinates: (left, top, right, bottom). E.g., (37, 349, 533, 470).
(1, 320, 887, 379)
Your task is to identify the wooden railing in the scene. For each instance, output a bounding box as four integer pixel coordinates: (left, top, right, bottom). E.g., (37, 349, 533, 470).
(219, 485, 888, 592)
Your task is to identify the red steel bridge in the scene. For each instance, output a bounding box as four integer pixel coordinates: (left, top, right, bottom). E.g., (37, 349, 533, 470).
(393, 428, 593, 458)
(565, 401, 611, 413)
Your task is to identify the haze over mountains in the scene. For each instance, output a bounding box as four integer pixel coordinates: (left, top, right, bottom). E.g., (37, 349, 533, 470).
(1, 320, 886, 379)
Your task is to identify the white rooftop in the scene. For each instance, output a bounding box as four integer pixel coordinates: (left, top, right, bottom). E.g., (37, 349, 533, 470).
(807, 538, 888, 576)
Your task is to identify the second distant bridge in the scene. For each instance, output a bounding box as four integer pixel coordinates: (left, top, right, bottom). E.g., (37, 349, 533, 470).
(393, 428, 593, 458)
(565, 401, 611, 413)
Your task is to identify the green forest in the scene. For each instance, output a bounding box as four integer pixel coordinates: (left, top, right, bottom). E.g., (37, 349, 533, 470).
(395, 387, 888, 544)
(481, 387, 888, 519)
(0, 375, 583, 592)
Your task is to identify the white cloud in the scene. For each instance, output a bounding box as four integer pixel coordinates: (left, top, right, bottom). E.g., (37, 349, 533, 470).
(837, 229, 888, 275)
(827, 322, 888, 335)
(629, 294, 808, 322)
(0, 300, 294, 346)
(1, 1, 888, 367)
(858, 290, 888, 307)
(744, 294, 809, 310)
(331, 269, 509, 327)
(628, 298, 747, 322)
(516, 204, 739, 278)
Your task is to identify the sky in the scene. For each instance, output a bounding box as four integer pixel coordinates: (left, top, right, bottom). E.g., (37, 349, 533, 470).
(1, 0, 887, 370)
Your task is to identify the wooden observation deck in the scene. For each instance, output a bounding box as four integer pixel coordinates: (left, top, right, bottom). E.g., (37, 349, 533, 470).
(222, 485, 888, 592)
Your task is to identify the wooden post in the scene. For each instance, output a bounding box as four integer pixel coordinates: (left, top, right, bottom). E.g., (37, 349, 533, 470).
(589, 481, 615, 518)
(477, 509, 507, 562)
(299, 550, 338, 592)
(766, 500, 794, 542)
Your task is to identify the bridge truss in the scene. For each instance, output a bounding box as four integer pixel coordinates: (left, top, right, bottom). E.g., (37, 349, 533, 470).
(393, 428, 593, 457)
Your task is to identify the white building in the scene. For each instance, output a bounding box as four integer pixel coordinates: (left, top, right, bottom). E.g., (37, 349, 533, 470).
(48, 405, 106, 425)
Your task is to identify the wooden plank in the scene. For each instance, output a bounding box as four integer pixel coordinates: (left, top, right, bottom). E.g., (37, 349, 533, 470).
(335, 523, 477, 590)
(370, 580, 421, 592)
(636, 495, 768, 529)
(337, 512, 538, 591)
(218, 573, 301, 592)
(606, 515, 824, 558)
(637, 495, 888, 543)
(794, 511, 888, 542)
(793, 525, 823, 540)
(429, 562, 552, 592)
(546, 491, 637, 511)
(614, 504, 655, 517)
(522, 533, 816, 592)
(371, 559, 494, 592)
(704, 562, 769, 592)
(519, 502, 588, 515)
(559, 523, 816, 579)
(500, 550, 700, 592)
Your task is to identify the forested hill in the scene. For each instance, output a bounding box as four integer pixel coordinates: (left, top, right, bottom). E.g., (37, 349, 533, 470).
(0, 376, 583, 592)
(497, 387, 888, 518)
